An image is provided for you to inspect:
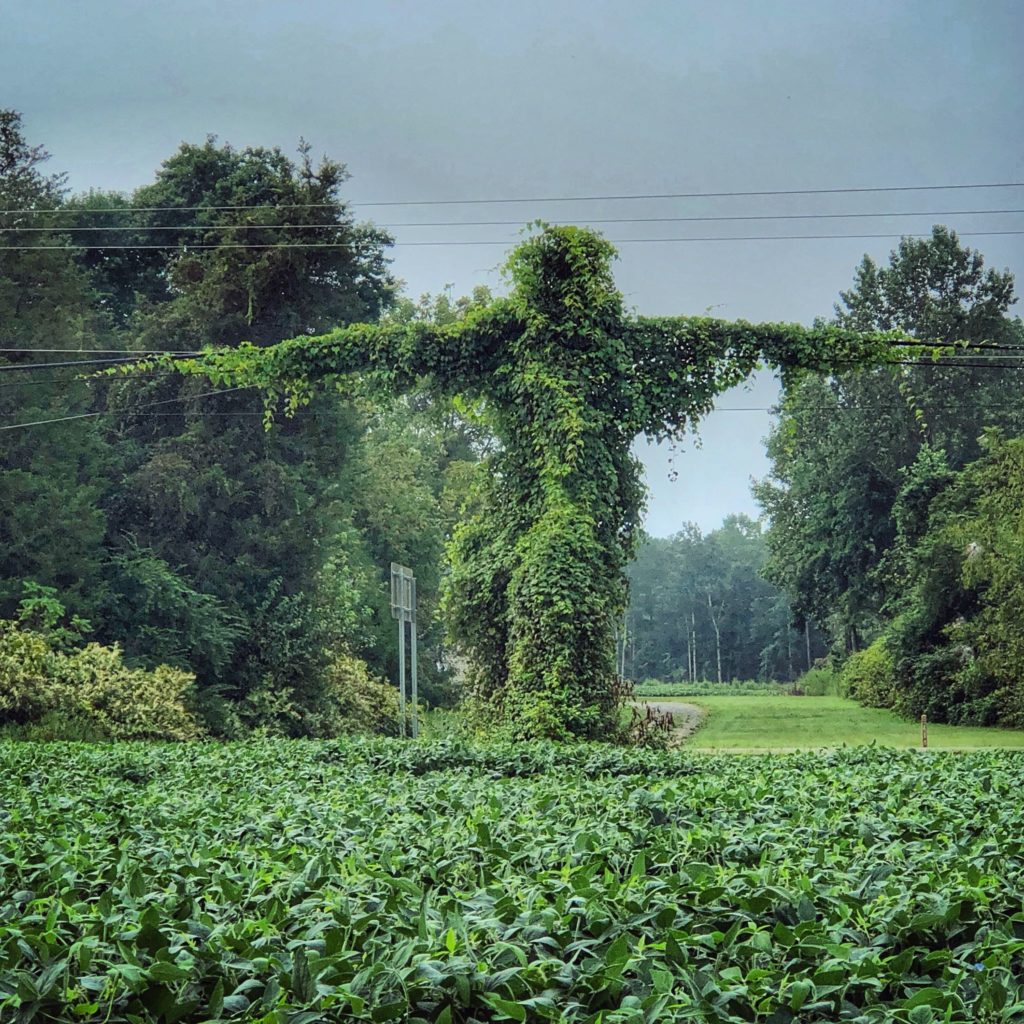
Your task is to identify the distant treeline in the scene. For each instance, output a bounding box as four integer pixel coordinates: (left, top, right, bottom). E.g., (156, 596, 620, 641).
(625, 515, 826, 684)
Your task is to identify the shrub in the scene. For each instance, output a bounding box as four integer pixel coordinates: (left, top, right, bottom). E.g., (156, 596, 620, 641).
(0, 621, 59, 723)
(306, 652, 402, 737)
(794, 665, 844, 696)
(0, 620, 200, 741)
(841, 638, 896, 708)
(56, 644, 200, 740)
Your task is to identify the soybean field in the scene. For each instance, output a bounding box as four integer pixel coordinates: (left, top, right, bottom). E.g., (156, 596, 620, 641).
(2, 740, 1022, 1023)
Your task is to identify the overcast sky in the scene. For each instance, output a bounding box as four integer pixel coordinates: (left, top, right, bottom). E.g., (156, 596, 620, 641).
(6, 0, 1023, 535)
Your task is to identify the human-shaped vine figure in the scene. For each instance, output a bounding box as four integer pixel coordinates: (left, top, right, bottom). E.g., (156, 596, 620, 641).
(173, 226, 904, 739)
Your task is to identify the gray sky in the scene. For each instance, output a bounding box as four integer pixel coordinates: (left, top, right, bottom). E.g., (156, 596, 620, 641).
(6, 0, 1023, 535)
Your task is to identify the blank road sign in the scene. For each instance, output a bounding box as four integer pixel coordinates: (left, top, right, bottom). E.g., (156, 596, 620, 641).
(390, 562, 415, 621)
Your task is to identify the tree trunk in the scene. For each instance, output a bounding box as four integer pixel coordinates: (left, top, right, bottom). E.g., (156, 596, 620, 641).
(619, 608, 627, 677)
(691, 608, 698, 682)
(707, 593, 723, 685)
(786, 611, 794, 680)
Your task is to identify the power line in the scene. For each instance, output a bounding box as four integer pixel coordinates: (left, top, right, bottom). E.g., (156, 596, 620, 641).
(357, 182, 1024, 208)
(389, 209, 1024, 227)
(0, 347, 202, 355)
(0, 355, 193, 373)
(0, 385, 254, 432)
(3, 349, 1022, 378)
(4, 208, 1024, 232)
(0, 371, 178, 390)
(1, 337, 1021, 356)
(2, 181, 1022, 216)
(4, 230, 1024, 252)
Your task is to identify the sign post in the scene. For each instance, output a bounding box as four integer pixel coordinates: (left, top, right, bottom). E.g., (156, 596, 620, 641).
(409, 577, 418, 738)
(390, 563, 418, 738)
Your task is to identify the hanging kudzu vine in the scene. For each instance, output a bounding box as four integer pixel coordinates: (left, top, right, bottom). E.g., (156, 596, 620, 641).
(154, 225, 914, 740)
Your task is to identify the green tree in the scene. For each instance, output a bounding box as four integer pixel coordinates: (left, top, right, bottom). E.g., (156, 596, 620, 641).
(1, 117, 489, 733)
(884, 434, 1024, 725)
(84, 137, 401, 720)
(757, 228, 1023, 651)
(0, 111, 115, 620)
(625, 516, 817, 683)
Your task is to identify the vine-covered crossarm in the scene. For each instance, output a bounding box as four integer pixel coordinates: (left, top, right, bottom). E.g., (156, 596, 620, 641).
(150, 299, 526, 413)
(627, 316, 910, 438)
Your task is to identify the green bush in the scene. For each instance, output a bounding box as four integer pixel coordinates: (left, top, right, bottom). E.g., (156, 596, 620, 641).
(57, 643, 200, 740)
(841, 638, 896, 708)
(0, 620, 200, 741)
(795, 665, 844, 697)
(0, 622, 59, 723)
(881, 436, 1024, 727)
(634, 679, 788, 697)
(306, 652, 402, 737)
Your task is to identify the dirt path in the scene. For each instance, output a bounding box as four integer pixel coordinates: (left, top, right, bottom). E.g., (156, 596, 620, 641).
(639, 700, 706, 741)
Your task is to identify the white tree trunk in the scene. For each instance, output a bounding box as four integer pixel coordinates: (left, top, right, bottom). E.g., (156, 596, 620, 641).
(706, 593, 722, 685)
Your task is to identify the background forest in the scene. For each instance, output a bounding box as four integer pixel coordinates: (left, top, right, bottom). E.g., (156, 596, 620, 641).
(3, 110, 1023, 738)
(0, 112, 488, 738)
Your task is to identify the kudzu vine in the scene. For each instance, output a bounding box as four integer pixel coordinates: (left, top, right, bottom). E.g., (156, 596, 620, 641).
(164, 226, 905, 740)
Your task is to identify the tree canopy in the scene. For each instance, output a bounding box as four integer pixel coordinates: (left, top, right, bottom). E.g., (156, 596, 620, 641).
(757, 228, 1024, 652)
(1, 113, 471, 736)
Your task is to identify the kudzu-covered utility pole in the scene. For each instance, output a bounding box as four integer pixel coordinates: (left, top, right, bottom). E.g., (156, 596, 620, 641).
(161, 226, 930, 740)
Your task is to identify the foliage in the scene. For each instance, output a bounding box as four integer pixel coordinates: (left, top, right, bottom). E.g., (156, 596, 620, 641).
(0, 112, 114, 622)
(633, 679, 788, 697)
(163, 225, 901, 738)
(626, 517, 824, 684)
(794, 665, 844, 697)
(83, 135, 400, 718)
(0, 619, 199, 740)
(1, 114, 475, 731)
(53, 643, 200, 741)
(307, 651, 402, 737)
(0, 620, 57, 723)
(884, 435, 1024, 726)
(100, 545, 242, 679)
(757, 228, 1024, 653)
(841, 638, 896, 708)
(2, 739, 1024, 1021)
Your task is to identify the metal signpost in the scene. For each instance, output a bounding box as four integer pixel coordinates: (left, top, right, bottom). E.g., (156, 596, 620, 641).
(390, 562, 418, 738)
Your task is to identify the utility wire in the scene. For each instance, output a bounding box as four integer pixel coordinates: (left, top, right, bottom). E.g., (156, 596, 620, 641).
(2, 181, 1022, 216)
(0, 385, 254, 432)
(0, 347, 202, 355)
(4, 350, 1024, 377)
(4, 208, 1024, 232)
(5, 230, 1024, 251)
(0, 355, 193, 372)
(2, 339, 1023, 356)
(0, 372, 179, 390)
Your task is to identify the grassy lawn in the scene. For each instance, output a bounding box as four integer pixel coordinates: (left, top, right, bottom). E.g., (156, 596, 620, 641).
(672, 695, 1024, 750)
